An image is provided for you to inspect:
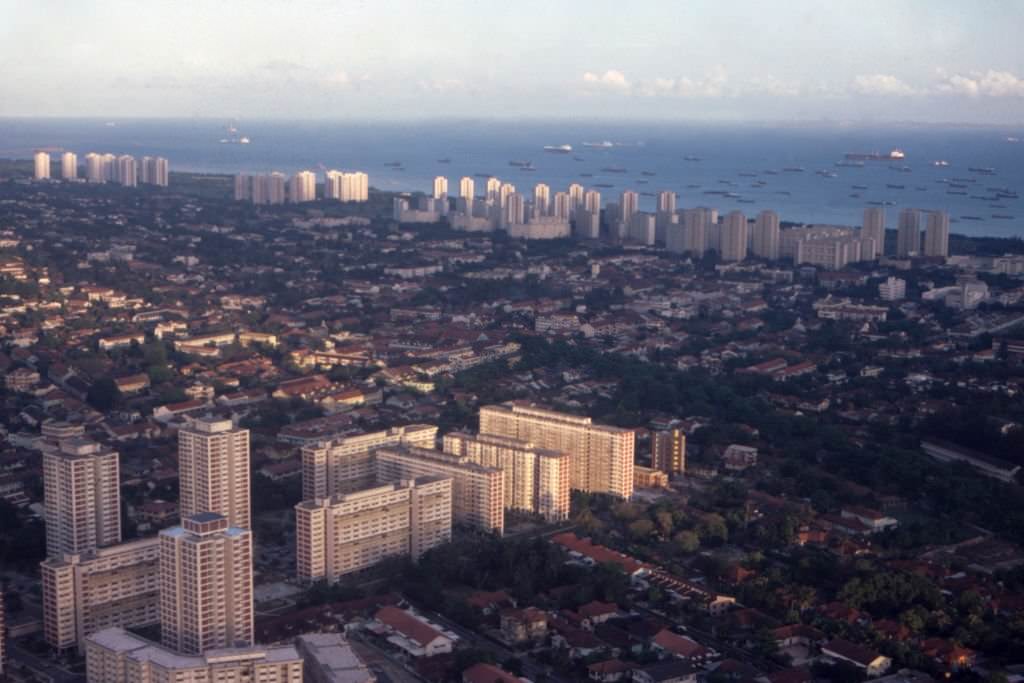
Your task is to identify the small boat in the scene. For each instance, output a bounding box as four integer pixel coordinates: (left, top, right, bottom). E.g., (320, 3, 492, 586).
(636, 179, 649, 184)
(437, 158, 451, 164)
(868, 201, 884, 206)
(947, 191, 968, 195)
(594, 183, 615, 188)
(849, 193, 861, 198)
(991, 204, 1008, 209)
(960, 215, 982, 221)
(543, 144, 572, 153)
(640, 192, 656, 197)
(573, 156, 585, 162)
(580, 173, 593, 178)
(384, 161, 402, 167)
(683, 155, 702, 161)
(993, 214, 1015, 219)
(883, 200, 897, 206)
(641, 171, 656, 177)
(738, 172, 758, 177)
(1008, 137, 1020, 143)
(915, 186, 927, 191)
(835, 160, 865, 167)
(687, 184, 701, 189)
(763, 170, 779, 175)
(738, 199, 755, 204)
(932, 160, 950, 167)
(968, 167, 996, 174)
(509, 160, 530, 167)
(601, 166, 627, 173)
(783, 167, 805, 172)
(474, 173, 493, 178)
(852, 185, 868, 190)
(886, 184, 905, 189)
(584, 141, 614, 148)
(775, 191, 791, 195)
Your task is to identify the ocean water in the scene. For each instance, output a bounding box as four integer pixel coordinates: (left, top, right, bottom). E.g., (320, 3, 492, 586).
(1, 118, 1022, 238)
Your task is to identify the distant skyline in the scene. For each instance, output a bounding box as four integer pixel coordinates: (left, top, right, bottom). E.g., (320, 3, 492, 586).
(3, 0, 1024, 125)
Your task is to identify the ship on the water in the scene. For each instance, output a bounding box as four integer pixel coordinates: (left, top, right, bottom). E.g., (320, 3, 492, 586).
(583, 141, 614, 148)
(543, 144, 572, 153)
(219, 123, 251, 145)
(844, 148, 905, 161)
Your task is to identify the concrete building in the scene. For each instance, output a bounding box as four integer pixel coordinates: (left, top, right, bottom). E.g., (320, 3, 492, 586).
(302, 424, 437, 501)
(178, 416, 251, 530)
(442, 432, 571, 521)
(159, 513, 253, 654)
(250, 172, 287, 205)
(533, 183, 550, 217)
(878, 276, 907, 301)
(459, 176, 474, 201)
(41, 538, 160, 652)
(503, 192, 526, 228)
(620, 190, 639, 225)
(85, 152, 106, 183)
(720, 211, 748, 262)
(552, 191, 571, 220)
(651, 429, 686, 476)
(433, 175, 448, 200)
(43, 438, 121, 558)
(897, 208, 921, 257)
(583, 189, 601, 214)
(862, 207, 885, 259)
(116, 155, 137, 187)
(479, 402, 634, 499)
(499, 182, 516, 209)
(568, 183, 585, 212)
(141, 156, 169, 186)
(669, 207, 710, 256)
(574, 208, 601, 240)
(486, 177, 502, 204)
(375, 446, 504, 535)
(290, 171, 317, 203)
(924, 210, 950, 258)
(34, 150, 51, 180)
(234, 174, 251, 201)
(657, 190, 677, 214)
(508, 216, 571, 240)
(751, 210, 780, 260)
(340, 172, 368, 202)
(295, 632, 374, 683)
(61, 152, 78, 180)
(295, 477, 452, 582)
(85, 628, 302, 683)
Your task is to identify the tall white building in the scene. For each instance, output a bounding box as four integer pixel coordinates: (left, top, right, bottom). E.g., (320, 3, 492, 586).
(486, 177, 502, 204)
(234, 174, 251, 201)
(620, 190, 639, 224)
(289, 170, 317, 203)
(178, 417, 251, 530)
(751, 210, 780, 260)
(583, 189, 601, 214)
(433, 176, 448, 199)
(862, 207, 886, 259)
(671, 207, 710, 256)
(499, 182, 516, 209)
(43, 439, 121, 558)
(479, 402, 634, 499)
(657, 190, 676, 214)
(896, 208, 921, 257)
(140, 156, 169, 187)
(116, 155, 137, 187)
(720, 210, 748, 262)
(159, 513, 253, 654)
(924, 210, 950, 257)
(85, 153, 105, 183)
(878, 276, 907, 301)
(34, 151, 51, 180)
(61, 152, 78, 180)
(504, 192, 526, 228)
(552, 192, 571, 220)
(533, 183, 550, 217)
(459, 176, 474, 201)
(340, 172, 368, 202)
(568, 183, 585, 212)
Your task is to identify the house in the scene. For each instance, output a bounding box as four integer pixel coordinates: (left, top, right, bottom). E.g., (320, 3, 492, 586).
(462, 663, 521, 683)
(467, 590, 515, 616)
(114, 373, 150, 395)
(771, 624, 824, 649)
(920, 638, 976, 671)
(821, 639, 891, 677)
(588, 659, 632, 682)
(840, 506, 899, 533)
(499, 608, 548, 644)
(578, 601, 620, 628)
(373, 606, 454, 657)
(722, 444, 758, 471)
(651, 629, 711, 663)
(632, 660, 698, 683)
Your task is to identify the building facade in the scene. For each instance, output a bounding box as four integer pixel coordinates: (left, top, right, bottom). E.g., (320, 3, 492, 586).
(178, 416, 251, 530)
(159, 513, 253, 655)
(478, 402, 634, 499)
(295, 476, 452, 582)
(651, 429, 686, 476)
(43, 438, 121, 558)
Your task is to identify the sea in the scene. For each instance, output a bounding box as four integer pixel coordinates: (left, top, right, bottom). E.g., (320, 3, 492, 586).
(1, 118, 1022, 238)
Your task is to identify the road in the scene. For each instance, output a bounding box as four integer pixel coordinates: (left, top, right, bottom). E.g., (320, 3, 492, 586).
(349, 636, 425, 683)
(8, 643, 84, 683)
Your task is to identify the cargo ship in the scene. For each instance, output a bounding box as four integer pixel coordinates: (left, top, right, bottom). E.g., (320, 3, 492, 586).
(845, 148, 905, 161)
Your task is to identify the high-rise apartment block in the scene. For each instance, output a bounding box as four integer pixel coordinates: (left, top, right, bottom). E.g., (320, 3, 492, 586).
(295, 476, 452, 583)
(720, 210, 748, 262)
(325, 171, 369, 202)
(862, 207, 885, 259)
(878, 276, 907, 301)
(159, 513, 253, 654)
(86, 628, 302, 683)
(459, 176, 474, 201)
(41, 538, 160, 652)
(116, 155, 137, 187)
(302, 424, 437, 501)
(751, 210, 780, 260)
(897, 208, 921, 257)
(140, 156, 169, 187)
(433, 175, 448, 199)
(34, 151, 51, 180)
(290, 170, 317, 203)
(442, 432, 571, 521)
(178, 416, 251, 530)
(61, 152, 78, 180)
(533, 183, 550, 217)
(479, 402, 634, 499)
(651, 429, 686, 476)
(924, 210, 950, 258)
(375, 446, 505, 534)
(43, 438, 121, 558)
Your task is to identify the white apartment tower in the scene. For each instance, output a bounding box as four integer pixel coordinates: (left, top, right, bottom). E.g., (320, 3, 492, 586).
(751, 210, 780, 260)
(159, 513, 253, 654)
(178, 416, 251, 530)
(620, 190, 639, 224)
(34, 151, 51, 180)
(533, 183, 550, 217)
(478, 402, 634, 499)
(43, 439, 121, 558)
(61, 152, 78, 180)
(289, 170, 317, 203)
(486, 177, 502, 203)
(116, 155, 137, 187)
(140, 156, 169, 187)
(459, 176, 475, 201)
(552, 192, 572, 220)
(568, 183, 585, 212)
(720, 210, 748, 262)
(924, 210, 950, 257)
(897, 208, 921, 257)
(657, 190, 677, 214)
(433, 175, 448, 199)
(862, 207, 885, 259)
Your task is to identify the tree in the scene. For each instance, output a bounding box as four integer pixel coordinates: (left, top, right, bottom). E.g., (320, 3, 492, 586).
(674, 530, 700, 553)
(628, 519, 655, 541)
(86, 377, 120, 410)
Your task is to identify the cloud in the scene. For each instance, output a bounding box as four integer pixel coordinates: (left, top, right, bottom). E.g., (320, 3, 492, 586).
(581, 69, 631, 90)
(418, 78, 464, 94)
(852, 74, 916, 96)
(935, 69, 1024, 97)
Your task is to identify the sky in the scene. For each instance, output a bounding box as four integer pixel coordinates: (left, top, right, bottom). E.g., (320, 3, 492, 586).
(2, 0, 1023, 124)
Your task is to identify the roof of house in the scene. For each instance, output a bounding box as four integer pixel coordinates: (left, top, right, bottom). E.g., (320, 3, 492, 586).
(462, 663, 520, 683)
(822, 638, 886, 667)
(652, 629, 708, 658)
(375, 607, 445, 647)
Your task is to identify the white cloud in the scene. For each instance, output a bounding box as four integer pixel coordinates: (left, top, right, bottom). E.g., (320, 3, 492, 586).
(935, 69, 1024, 97)
(852, 74, 916, 96)
(581, 69, 631, 90)
(418, 78, 464, 94)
